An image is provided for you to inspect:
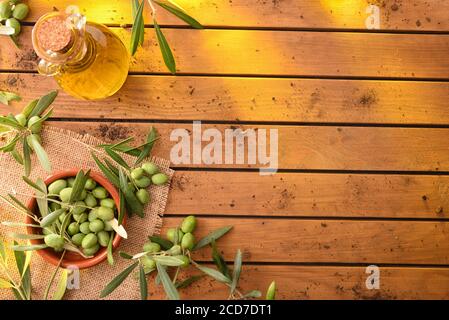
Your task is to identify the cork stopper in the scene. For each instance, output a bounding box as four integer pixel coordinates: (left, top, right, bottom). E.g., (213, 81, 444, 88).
(36, 16, 73, 52)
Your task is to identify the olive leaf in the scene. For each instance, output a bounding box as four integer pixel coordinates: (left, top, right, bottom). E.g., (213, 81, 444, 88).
(11, 149, 23, 165)
(148, 235, 173, 250)
(118, 190, 126, 225)
(100, 261, 139, 298)
(0, 278, 13, 289)
(11, 244, 48, 251)
(52, 268, 68, 300)
(175, 275, 204, 289)
(0, 25, 15, 36)
(118, 167, 144, 217)
(139, 264, 148, 300)
(0, 91, 21, 106)
(105, 159, 120, 176)
(230, 249, 242, 295)
(0, 116, 22, 129)
(0, 133, 20, 152)
(193, 262, 231, 284)
(105, 147, 130, 170)
(154, 1, 203, 29)
(7, 194, 33, 214)
(36, 178, 48, 218)
(22, 99, 38, 120)
(8, 233, 45, 240)
(40, 208, 66, 228)
(243, 290, 262, 299)
(193, 226, 233, 250)
(0, 240, 6, 262)
(154, 19, 176, 74)
(119, 251, 133, 259)
(22, 137, 31, 177)
(27, 135, 52, 173)
(28, 90, 58, 118)
(130, 0, 145, 56)
(153, 255, 185, 267)
(134, 126, 158, 166)
(59, 211, 73, 236)
(132, 0, 144, 46)
(211, 240, 230, 278)
(266, 281, 276, 300)
(91, 152, 120, 187)
(44, 252, 66, 300)
(156, 262, 180, 300)
(107, 233, 115, 266)
(70, 169, 90, 203)
(2, 221, 40, 228)
(22, 176, 46, 193)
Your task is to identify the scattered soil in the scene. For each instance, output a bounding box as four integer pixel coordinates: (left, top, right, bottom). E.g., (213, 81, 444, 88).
(97, 124, 129, 141)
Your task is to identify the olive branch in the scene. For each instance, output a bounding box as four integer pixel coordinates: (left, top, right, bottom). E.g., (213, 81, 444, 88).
(101, 216, 277, 300)
(130, 0, 203, 74)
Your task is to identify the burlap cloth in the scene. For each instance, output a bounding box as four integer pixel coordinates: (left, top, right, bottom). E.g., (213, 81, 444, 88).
(0, 126, 174, 300)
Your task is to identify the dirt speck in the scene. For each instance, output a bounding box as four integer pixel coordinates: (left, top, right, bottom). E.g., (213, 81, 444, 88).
(97, 124, 129, 141)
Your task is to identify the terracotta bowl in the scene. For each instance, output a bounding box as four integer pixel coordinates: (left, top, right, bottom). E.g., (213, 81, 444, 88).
(26, 169, 126, 269)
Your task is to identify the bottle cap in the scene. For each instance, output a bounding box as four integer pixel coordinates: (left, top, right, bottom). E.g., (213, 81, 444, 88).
(35, 16, 73, 52)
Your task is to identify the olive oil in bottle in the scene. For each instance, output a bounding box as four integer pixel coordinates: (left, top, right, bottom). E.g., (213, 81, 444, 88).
(32, 12, 129, 100)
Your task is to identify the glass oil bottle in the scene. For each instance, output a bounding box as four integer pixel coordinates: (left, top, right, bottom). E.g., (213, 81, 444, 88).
(32, 11, 129, 100)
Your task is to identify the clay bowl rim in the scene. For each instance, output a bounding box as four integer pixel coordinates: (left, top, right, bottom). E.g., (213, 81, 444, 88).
(25, 169, 126, 269)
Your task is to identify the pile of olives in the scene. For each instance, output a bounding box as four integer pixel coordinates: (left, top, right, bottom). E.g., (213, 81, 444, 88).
(0, 1, 29, 36)
(129, 162, 168, 205)
(43, 176, 118, 257)
(140, 215, 197, 272)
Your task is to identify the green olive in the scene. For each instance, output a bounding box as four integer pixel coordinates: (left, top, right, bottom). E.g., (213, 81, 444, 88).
(97, 206, 114, 221)
(84, 194, 97, 207)
(58, 212, 67, 223)
(67, 222, 80, 236)
(42, 228, 52, 236)
(44, 234, 64, 250)
(100, 198, 115, 209)
(48, 179, 67, 195)
(97, 231, 110, 247)
(0, 1, 12, 20)
(88, 208, 99, 222)
(181, 232, 195, 250)
(136, 189, 150, 205)
(167, 244, 181, 256)
(104, 220, 113, 232)
(73, 212, 87, 223)
(12, 3, 29, 20)
(26, 115, 41, 133)
(79, 222, 90, 234)
(92, 186, 108, 199)
(83, 243, 100, 256)
(71, 233, 85, 246)
(166, 228, 184, 244)
(142, 241, 160, 253)
(134, 176, 151, 188)
(151, 173, 169, 186)
(50, 202, 61, 212)
(67, 177, 75, 187)
(142, 162, 159, 176)
(175, 255, 190, 268)
(141, 256, 156, 269)
(72, 201, 86, 215)
(266, 281, 276, 300)
(84, 178, 96, 190)
(127, 182, 136, 191)
(79, 189, 87, 201)
(81, 233, 98, 249)
(59, 187, 73, 203)
(141, 256, 156, 270)
(89, 219, 104, 233)
(14, 113, 26, 126)
(181, 215, 196, 233)
(131, 168, 145, 180)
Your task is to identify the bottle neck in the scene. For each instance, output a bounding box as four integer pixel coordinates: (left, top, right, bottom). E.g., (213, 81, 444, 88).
(32, 12, 88, 76)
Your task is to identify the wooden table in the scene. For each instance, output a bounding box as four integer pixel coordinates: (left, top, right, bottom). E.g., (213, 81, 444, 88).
(2, 0, 449, 299)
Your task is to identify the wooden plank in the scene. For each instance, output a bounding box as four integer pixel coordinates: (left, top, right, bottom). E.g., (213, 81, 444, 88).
(160, 217, 449, 264)
(148, 265, 449, 299)
(48, 121, 449, 171)
(4, 28, 449, 78)
(26, 0, 449, 31)
(166, 171, 449, 219)
(4, 74, 449, 125)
